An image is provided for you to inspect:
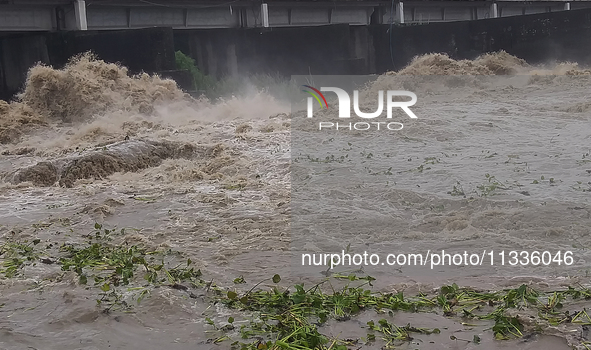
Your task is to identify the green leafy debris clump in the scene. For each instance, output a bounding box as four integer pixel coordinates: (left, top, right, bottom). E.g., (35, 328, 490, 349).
(2, 225, 591, 349)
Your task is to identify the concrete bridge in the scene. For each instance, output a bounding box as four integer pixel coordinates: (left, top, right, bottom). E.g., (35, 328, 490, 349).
(1, 0, 590, 31)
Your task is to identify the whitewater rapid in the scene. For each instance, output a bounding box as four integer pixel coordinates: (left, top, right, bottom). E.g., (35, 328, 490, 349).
(1, 51, 590, 349)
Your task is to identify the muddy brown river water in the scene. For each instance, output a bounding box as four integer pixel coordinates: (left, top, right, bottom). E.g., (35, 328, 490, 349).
(1, 52, 590, 349)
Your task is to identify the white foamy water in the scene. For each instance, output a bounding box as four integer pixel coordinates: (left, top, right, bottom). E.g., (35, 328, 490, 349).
(1, 53, 590, 349)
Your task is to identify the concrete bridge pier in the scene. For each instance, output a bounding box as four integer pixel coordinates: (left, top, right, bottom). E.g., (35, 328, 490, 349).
(491, 3, 499, 18)
(261, 3, 270, 28)
(74, 0, 87, 30)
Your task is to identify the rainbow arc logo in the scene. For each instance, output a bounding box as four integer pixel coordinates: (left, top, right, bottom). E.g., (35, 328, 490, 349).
(300, 84, 417, 126)
(301, 85, 329, 109)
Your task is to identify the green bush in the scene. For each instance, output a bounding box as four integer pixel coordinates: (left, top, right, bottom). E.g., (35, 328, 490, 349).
(174, 50, 295, 101)
(174, 50, 216, 91)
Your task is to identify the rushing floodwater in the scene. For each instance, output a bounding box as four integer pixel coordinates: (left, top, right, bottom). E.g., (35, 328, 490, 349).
(1, 52, 590, 349)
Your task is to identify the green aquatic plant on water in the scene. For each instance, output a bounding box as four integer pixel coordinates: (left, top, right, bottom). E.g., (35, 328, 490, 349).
(2, 224, 591, 349)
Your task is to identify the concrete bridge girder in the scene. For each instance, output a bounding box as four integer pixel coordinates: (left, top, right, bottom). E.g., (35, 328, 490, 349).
(0, 1, 589, 31)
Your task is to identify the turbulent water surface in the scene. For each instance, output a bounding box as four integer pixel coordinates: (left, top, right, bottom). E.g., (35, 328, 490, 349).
(1, 52, 590, 349)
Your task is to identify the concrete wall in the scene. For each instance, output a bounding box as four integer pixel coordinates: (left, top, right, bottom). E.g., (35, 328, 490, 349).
(0, 27, 175, 100)
(174, 24, 371, 79)
(0, 34, 50, 99)
(0, 6, 55, 30)
(175, 7, 591, 79)
(571, 1, 591, 9)
(373, 7, 591, 72)
(2, 8, 591, 101)
(48, 27, 176, 73)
